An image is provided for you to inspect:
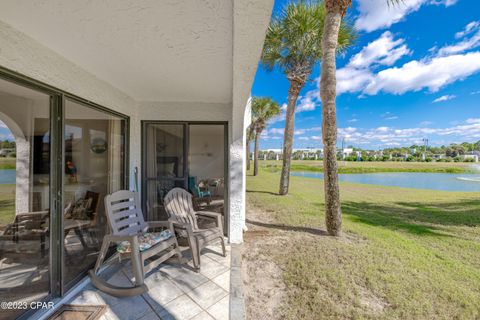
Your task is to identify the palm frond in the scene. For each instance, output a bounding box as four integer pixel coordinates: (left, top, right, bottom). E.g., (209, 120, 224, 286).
(260, 0, 356, 81)
(251, 97, 281, 132)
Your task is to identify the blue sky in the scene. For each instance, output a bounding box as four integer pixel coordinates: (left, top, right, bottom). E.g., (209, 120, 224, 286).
(252, 0, 480, 150)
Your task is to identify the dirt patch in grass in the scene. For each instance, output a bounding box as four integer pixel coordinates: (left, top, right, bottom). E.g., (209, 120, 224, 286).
(358, 286, 390, 315)
(242, 206, 288, 320)
(242, 206, 364, 319)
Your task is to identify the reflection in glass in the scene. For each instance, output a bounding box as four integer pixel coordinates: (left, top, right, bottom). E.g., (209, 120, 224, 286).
(144, 124, 185, 221)
(0, 78, 51, 319)
(188, 125, 225, 230)
(63, 99, 126, 286)
(143, 123, 226, 231)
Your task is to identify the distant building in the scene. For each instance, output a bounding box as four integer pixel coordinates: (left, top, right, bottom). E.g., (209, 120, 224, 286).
(261, 148, 323, 160)
(463, 154, 479, 162)
(339, 148, 353, 159)
(0, 148, 14, 156)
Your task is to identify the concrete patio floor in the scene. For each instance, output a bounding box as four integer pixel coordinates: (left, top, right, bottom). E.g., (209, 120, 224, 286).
(68, 242, 232, 320)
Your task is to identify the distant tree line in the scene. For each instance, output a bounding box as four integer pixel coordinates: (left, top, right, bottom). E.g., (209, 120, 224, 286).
(0, 140, 15, 149)
(0, 140, 16, 157)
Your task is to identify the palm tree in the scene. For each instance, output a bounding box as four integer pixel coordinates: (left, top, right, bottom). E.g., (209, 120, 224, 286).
(261, 0, 355, 195)
(321, 0, 398, 236)
(246, 124, 255, 171)
(251, 97, 281, 176)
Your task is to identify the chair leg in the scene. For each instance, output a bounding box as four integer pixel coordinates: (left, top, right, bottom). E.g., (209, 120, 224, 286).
(187, 235, 200, 272)
(93, 237, 111, 274)
(131, 240, 145, 286)
(174, 243, 183, 261)
(219, 236, 226, 257)
(40, 234, 46, 258)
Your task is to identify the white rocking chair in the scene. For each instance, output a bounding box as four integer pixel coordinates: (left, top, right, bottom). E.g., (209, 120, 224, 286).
(89, 190, 182, 297)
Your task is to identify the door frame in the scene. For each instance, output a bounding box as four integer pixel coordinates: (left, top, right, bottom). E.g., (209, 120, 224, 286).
(141, 120, 229, 235)
(0, 66, 130, 319)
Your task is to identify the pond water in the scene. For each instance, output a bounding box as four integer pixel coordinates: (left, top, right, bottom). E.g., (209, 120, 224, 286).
(291, 171, 480, 192)
(0, 169, 16, 184)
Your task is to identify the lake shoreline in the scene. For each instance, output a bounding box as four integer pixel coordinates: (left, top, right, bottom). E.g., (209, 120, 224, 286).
(261, 160, 476, 174)
(290, 171, 480, 192)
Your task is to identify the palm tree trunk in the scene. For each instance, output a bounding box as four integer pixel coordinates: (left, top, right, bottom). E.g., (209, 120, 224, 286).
(279, 80, 302, 195)
(246, 140, 251, 171)
(253, 129, 261, 176)
(321, 2, 343, 236)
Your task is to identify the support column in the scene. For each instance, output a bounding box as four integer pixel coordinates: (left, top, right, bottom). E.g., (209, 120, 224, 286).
(228, 99, 251, 244)
(229, 0, 274, 244)
(15, 137, 30, 213)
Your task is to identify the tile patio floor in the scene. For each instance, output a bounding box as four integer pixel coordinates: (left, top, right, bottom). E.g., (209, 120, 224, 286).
(68, 242, 231, 320)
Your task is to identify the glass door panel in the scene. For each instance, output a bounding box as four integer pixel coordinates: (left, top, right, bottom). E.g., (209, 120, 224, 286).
(144, 123, 187, 221)
(188, 124, 226, 230)
(0, 78, 51, 319)
(63, 99, 126, 286)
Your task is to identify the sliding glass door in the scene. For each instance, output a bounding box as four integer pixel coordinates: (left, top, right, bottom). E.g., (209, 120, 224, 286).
(143, 123, 187, 221)
(0, 71, 129, 319)
(0, 77, 52, 320)
(63, 99, 127, 287)
(142, 122, 227, 230)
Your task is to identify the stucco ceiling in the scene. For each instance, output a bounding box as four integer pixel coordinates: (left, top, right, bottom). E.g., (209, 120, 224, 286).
(0, 0, 233, 103)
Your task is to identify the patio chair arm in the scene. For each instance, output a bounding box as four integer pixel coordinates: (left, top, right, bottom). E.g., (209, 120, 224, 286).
(147, 220, 175, 234)
(168, 219, 194, 236)
(195, 211, 223, 228)
(104, 234, 139, 243)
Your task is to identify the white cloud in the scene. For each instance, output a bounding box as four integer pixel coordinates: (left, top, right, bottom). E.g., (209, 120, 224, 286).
(338, 21, 480, 97)
(269, 92, 320, 124)
(337, 32, 411, 95)
(455, 21, 480, 39)
(376, 126, 390, 133)
(335, 118, 480, 147)
(364, 52, 480, 95)
(265, 119, 480, 147)
(296, 90, 319, 112)
(349, 32, 411, 68)
(269, 112, 286, 124)
(438, 22, 480, 56)
(268, 128, 284, 135)
(355, 0, 456, 32)
(420, 121, 433, 126)
(337, 67, 374, 95)
(380, 112, 399, 120)
(385, 116, 399, 120)
(471, 90, 480, 95)
(0, 121, 7, 129)
(432, 94, 456, 103)
(348, 118, 358, 123)
(466, 118, 480, 124)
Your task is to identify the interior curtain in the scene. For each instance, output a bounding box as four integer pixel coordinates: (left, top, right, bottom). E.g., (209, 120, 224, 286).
(146, 125, 157, 220)
(108, 119, 122, 193)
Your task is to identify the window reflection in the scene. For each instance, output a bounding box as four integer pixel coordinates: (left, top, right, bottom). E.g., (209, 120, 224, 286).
(64, 99, 126, 286)
(0, 78, 51, 320)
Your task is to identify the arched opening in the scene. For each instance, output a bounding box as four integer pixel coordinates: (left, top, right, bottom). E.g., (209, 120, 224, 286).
(0, 117, 17, 226)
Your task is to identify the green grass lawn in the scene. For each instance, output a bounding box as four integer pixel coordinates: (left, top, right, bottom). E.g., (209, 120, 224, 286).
(260, 160, 474, 174)
(0, 158, 15, 169)
(0, 184, 15, 225)
(246, 169, 480, 319)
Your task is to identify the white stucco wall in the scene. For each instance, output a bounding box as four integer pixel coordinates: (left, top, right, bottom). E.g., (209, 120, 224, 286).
(229, 0, 274, 243)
